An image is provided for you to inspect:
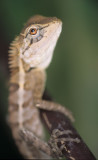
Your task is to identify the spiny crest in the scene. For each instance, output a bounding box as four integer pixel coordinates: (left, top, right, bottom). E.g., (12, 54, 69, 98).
(8, 36, 20, 70)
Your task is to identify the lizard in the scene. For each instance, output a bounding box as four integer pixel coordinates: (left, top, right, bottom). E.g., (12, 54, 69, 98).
(8, 15, 74, 159)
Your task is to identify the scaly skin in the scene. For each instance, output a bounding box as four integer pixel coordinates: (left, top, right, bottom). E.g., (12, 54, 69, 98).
(8, 15, 73, 159)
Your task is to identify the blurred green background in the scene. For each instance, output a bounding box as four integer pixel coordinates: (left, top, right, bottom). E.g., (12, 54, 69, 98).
(0, 0, 97, 159)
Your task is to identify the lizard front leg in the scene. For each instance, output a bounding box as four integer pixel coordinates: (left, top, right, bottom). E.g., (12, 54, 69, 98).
(19, 129, 57, 158)
(19, 100, 74, 159)
(48, 129, 81, 159)
(19, 128, 77, 159)
(34, 99, 74, 122)
(19, 122, 77, 159)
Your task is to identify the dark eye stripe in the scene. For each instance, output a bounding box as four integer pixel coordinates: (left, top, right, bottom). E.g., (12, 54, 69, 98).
(30, 35, 43, 44)
(30, 38, 33, 44)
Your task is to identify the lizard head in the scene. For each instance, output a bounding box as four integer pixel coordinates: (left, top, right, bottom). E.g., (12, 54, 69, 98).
(19, 15, 62, 69)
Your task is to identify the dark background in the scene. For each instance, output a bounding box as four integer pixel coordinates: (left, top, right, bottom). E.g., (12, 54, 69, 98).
(0, 0, 97, 159)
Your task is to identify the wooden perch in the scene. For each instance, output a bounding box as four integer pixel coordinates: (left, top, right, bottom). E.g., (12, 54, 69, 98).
(39, 91, 97, 160)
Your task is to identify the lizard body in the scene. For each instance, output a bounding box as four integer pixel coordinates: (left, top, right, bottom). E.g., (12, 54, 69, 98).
(8, 15, 73, 159)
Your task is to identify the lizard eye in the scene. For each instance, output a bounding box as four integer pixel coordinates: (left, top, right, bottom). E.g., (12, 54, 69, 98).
(30, 28, 37, 35)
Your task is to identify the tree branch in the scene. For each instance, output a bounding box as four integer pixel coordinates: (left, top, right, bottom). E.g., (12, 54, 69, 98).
(39, 90, 96, 160)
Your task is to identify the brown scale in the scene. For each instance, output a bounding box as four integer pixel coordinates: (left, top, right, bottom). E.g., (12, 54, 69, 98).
(9, 83, 19, 93)
(8, 103, 18, 112)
